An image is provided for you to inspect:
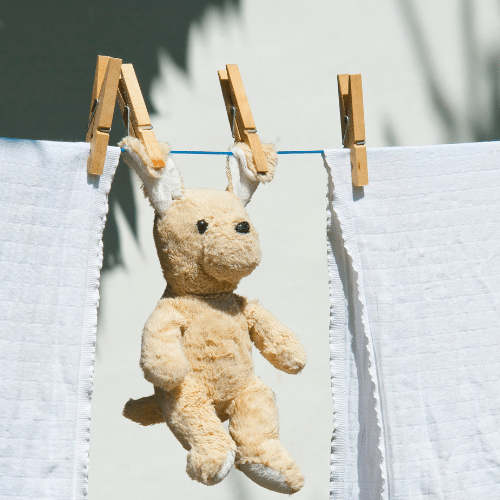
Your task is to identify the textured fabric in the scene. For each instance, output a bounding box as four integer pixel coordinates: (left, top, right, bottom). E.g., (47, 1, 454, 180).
(0, 139, 120, 499)
(325, 143, 500, 500)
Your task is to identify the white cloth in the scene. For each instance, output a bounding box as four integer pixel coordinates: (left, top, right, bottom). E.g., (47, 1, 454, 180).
(0, 139, 120, 499)
(325, 143, 500, 500)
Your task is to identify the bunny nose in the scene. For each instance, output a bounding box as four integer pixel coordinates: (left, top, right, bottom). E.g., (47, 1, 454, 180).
(235, 221, 250, 234)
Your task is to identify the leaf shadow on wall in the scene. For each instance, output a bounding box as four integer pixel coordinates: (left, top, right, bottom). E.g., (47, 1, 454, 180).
(385, 0, 500, 147)
(0, 0, 240, 270)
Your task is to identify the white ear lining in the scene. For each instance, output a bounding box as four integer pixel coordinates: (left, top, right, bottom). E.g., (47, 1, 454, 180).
(120, 136, 184, 216)
(226, 145, 260, 206)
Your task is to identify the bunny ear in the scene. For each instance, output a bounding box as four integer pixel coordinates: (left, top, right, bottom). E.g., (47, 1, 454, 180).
(226, 142, 277, 206)
(119, 136, 184, 216)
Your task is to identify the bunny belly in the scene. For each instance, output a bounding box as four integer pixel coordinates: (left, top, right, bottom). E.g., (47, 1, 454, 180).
(179, 299, 255, 402)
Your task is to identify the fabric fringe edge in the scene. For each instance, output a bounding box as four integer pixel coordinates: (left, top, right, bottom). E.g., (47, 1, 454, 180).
(323, 150, 389, 500)
(72, 145, 121, 500)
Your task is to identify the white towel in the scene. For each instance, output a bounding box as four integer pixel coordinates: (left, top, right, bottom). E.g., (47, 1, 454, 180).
(325, 143, 500, 500)
(0, 139, 120, 499)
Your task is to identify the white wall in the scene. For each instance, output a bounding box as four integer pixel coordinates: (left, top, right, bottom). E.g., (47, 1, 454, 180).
(88, 1, 500, 498)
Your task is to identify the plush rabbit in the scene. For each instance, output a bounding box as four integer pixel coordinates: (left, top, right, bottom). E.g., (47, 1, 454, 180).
(120, 136, 306, 494)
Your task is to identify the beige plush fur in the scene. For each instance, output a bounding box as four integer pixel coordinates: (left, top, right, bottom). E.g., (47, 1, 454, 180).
(121, 136, 307, 494)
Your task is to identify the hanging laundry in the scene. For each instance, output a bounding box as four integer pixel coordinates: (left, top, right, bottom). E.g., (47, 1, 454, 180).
(325, 142, 500, 500)
(0, 139, 120, 499)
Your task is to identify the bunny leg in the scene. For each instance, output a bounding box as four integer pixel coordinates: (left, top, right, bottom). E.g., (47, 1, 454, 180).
(227, 377, 304, 494)
(154, 381, 236, 486)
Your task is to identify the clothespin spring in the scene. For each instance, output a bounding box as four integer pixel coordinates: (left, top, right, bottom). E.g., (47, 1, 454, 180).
(87, 97, 111, 134)
(341, 115, 366, 147)
(230, 106, 258, 140)
(87, 98, 99, 132)
(122, 106, 153, 137)
(230, 106, 236, 138)
(341, 115, 349, 146)
(125, 105, 130, 136)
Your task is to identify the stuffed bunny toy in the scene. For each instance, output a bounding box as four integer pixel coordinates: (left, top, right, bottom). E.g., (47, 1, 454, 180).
(120, 136, 307, 494)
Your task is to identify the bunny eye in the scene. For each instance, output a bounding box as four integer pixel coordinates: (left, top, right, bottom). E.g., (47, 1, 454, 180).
(196, 220, 208, 234)
(235, 221, 250, 234)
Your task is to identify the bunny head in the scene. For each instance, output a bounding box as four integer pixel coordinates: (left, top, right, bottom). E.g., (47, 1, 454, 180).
(120, 136, 277, 296)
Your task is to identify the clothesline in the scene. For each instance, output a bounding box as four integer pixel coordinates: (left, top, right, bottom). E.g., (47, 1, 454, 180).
(172, 150, 325, 155)
(120, 148, 325, 156)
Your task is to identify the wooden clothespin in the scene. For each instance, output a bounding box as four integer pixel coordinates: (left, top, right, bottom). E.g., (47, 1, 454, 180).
(218, 64, 268, 174)
(116, 64, 164, 169)
(338, 74, 368, 186)
(86, 55, 122, 175)
(86, 55, 165, 175)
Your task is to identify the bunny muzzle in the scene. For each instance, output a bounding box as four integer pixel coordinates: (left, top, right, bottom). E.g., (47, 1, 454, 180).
(201, 217, 261, 283)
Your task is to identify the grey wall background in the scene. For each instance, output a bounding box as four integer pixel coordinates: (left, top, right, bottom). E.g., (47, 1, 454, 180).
(2, 1, 500, 499)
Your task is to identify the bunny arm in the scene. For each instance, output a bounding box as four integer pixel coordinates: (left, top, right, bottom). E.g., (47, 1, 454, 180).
(243, 301, 306, 374)
(140, 299, 190, 391)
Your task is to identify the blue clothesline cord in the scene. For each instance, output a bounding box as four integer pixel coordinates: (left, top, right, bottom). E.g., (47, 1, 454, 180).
(171, 151, 233, 155)
(120, 148, 324, 155)
(170, 150, 324, 155)
(276, 150, 324, 155)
